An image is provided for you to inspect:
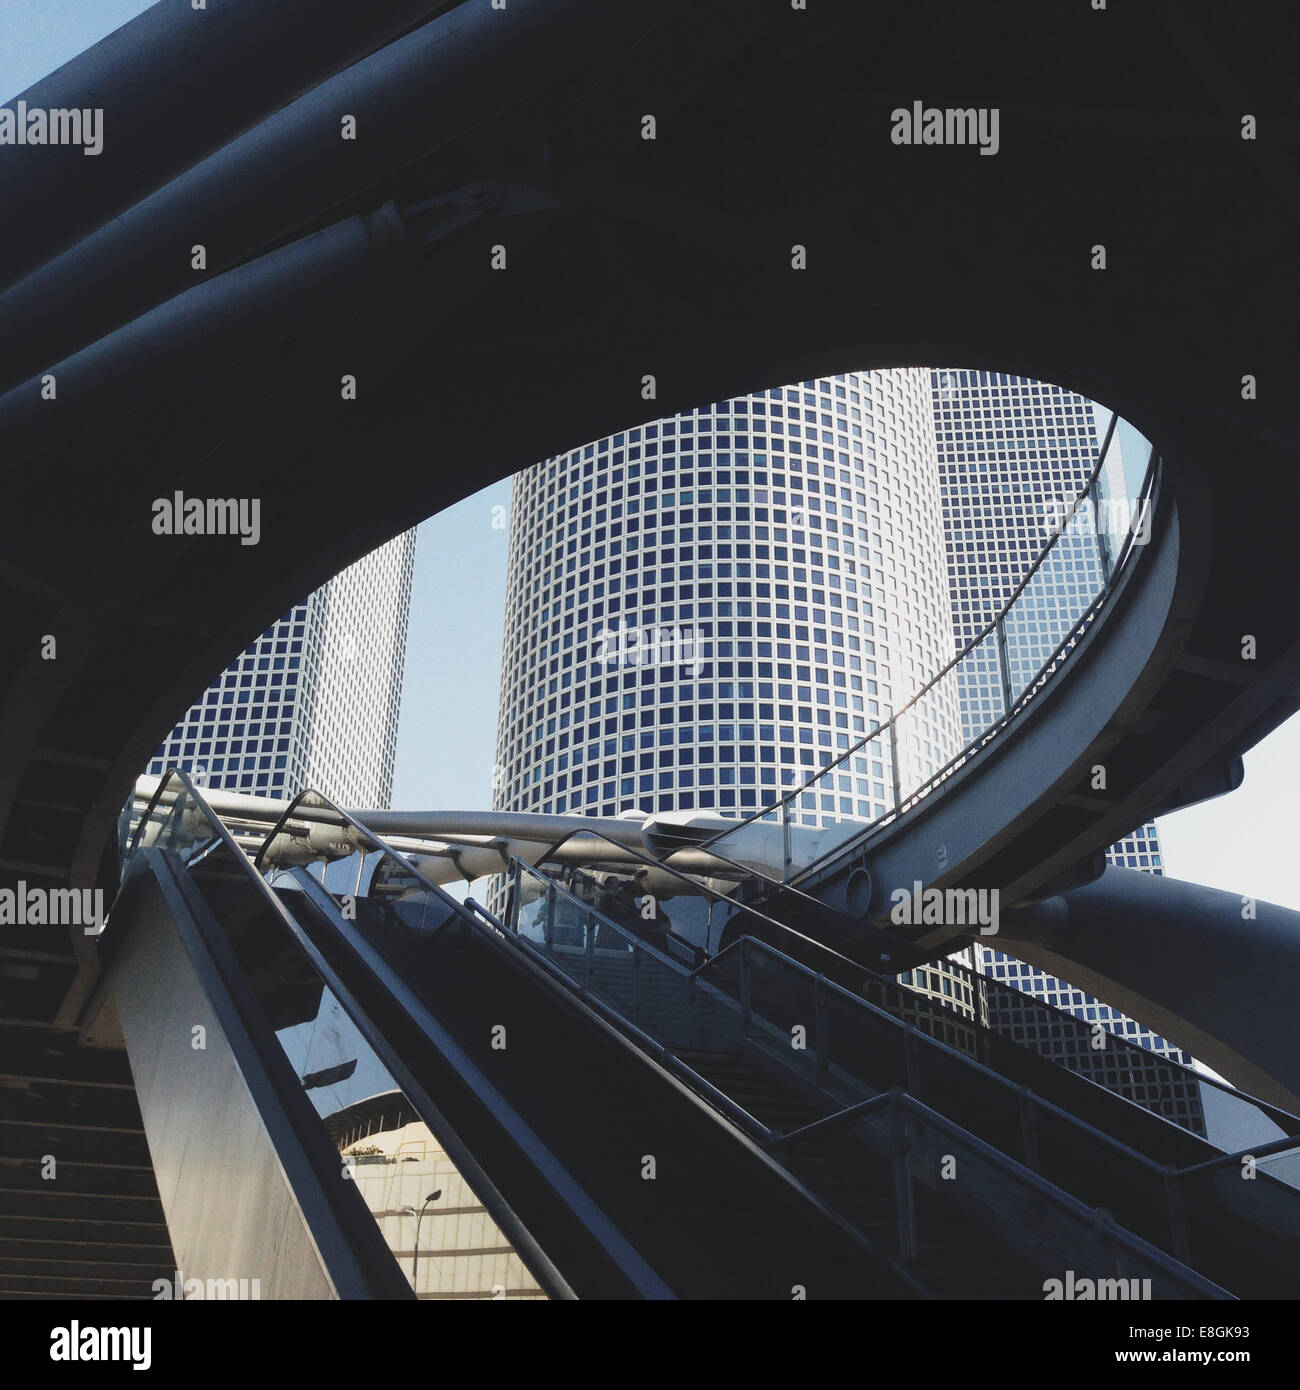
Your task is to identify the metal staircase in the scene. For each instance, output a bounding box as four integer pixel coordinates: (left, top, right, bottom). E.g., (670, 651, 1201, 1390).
(501, 856, 1300, 1300)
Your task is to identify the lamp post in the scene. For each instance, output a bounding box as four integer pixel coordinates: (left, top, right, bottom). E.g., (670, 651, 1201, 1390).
(401, 1190, 442, 1294)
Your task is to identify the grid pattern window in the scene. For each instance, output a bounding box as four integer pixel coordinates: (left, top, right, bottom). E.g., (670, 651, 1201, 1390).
(931, 368, 1104, 739)
(931, 370, 1174, 1063)
(972, 944, 1193, 1062)
(147, 599, 322, 797)
(147, 530, 417, 808)
(303, 529, 417, 806)
(970, 944, 1205, 1134)
(492, 370, 959, 830)
(1107, 822, 1164, 873)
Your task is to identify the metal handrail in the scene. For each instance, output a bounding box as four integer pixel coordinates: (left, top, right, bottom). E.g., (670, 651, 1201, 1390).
(510, 858, 1144, 1177)
(784, 467, 1158, 877)
(517, 822, 1300, 1140)
(517, 862, 1299, 1251)
(734, 933, 1177, 1175)
(698, 417, 1158, 862)
(901, 958, 1300, 1139)
(767, 1093, 893, 1151)
(121, 770, 576, 1300)
(525, 822, 860, 970)
(1171, 1134, 1300, 1184)
(885, 1089, 1226, 1297)
(726, 931, 1300, 1237)
(832, 505, 1145, 854)
(504, 859, 1226, 1295)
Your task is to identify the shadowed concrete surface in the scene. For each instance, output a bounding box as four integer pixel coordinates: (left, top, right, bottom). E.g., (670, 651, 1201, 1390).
(1, 0, 1298, 1298)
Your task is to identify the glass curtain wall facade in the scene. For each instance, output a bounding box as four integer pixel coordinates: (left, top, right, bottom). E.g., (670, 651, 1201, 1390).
(492, 366, 1192, 1075)
(147, 529, 417, 808)
(932, 368, 1188, 1064)
(493, 370, 959, 830)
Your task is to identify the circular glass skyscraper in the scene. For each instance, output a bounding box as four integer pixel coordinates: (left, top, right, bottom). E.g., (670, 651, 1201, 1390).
(493, 368, 959, 828)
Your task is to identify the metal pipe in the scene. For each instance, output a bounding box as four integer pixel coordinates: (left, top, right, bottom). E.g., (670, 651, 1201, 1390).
(0, 202, 424, 465)
(0, 0, 458, 294)
(0, 0, 673, 395)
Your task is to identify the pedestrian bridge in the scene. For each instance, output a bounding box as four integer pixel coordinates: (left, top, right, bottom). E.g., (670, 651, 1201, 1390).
(1, 0, 1297, 1298)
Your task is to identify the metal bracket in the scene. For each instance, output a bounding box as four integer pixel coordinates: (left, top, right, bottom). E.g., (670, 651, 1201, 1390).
(396, 176, 575, 254)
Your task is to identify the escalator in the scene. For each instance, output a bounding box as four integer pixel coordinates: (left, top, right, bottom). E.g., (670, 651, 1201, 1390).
(109, 771, 912, 1299)
(114, 770, 1298, 1299)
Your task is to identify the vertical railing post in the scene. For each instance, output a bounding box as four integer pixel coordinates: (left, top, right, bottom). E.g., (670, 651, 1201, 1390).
(1018, 1087, 1040, 1173)
(782, 800, 793, 881)
(1163, 1167, 1191, 1267)
(583, 908, 595, 989)
(503, 865, 517, 934)
(544, 881, 556, 949)
(995, 614, 1014, 715)
(889, 727, 902, 813)
(890, 1092, 917, 1264)
(903, 1021, 921, 1099)
(814, 974, 828, 1088)
(740, 937, 752, 1039)
(1089, 470, 1113, 585)
(1093, 1207, 1119, 1278)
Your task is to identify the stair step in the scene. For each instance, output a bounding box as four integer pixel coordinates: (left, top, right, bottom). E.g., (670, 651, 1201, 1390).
(539, 911, 1120, 1299)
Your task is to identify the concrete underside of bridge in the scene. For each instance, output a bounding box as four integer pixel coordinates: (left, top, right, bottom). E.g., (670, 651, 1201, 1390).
(0, 0, 1298, 1294)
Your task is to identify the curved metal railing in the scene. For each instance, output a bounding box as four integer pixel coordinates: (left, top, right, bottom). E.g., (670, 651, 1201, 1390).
(699, 407, 1161, 882)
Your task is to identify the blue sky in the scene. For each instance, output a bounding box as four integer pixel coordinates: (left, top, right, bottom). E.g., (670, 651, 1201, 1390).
(7, 0, 1299, 913)
(390, 482, 512, 813)
(0, 0, 153, 100)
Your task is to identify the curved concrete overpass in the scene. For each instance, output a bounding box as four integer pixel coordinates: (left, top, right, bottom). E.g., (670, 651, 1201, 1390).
(1, 0, 1298, 1040)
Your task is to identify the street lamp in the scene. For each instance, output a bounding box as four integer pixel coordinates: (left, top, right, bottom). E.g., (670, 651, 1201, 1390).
(400, 1190, 442, 1293)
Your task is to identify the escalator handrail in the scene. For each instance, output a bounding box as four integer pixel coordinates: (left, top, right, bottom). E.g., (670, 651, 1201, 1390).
(117, 768, 420, 1299)
(270, 811, 924, 1295)
(125, 769, 577, 1300)
(506, 863, 1230, 1298)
